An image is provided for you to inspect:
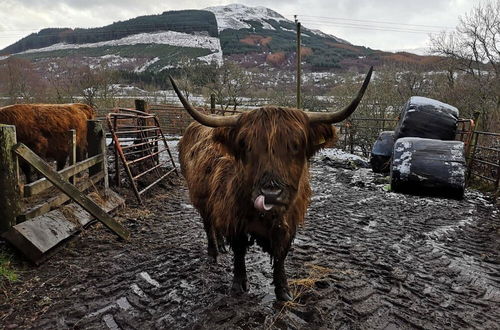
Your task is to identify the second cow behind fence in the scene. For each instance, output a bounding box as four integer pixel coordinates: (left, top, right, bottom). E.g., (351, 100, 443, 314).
(0, 103, 95, 182)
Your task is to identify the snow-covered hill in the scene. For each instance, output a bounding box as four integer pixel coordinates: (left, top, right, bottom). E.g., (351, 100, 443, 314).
(205, 3, 343, 41)
(206, 4, 286, 31)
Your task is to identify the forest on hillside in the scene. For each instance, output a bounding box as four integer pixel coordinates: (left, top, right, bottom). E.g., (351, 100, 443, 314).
(0, 10, 218, 55)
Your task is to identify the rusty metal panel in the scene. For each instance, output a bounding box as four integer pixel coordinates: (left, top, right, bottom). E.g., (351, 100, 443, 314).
(106, 108, 178, 204)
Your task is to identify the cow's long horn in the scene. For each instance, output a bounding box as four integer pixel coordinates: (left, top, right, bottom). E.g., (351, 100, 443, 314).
(169, 76, 239, 127)
(307, 66, 373, 124)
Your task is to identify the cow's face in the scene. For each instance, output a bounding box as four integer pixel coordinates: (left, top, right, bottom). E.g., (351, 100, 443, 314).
(215, 107, 335, 214)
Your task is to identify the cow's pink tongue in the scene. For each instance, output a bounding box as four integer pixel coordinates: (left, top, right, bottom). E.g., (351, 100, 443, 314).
(254, 195, 274, 211)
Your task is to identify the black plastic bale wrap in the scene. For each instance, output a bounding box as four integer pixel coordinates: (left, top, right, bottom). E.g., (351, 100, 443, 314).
(370, 131, 395, 173)
(395, 96, 459, 141)
(391, 137, 466, 199)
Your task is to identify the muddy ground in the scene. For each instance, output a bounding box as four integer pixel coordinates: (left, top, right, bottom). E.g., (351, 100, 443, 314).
(1, 146, 499, 329)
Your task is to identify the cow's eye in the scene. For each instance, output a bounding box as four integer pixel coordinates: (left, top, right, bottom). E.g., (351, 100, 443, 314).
(239, 140, 246, 150)
(290, 142, 300, 154)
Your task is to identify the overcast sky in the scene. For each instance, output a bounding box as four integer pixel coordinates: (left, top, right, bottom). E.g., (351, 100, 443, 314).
(0, 0, 482, 52)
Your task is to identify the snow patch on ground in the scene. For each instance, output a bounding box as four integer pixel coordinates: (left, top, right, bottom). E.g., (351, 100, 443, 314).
(316, 148, 368, 162)
(135, 57, 160, 73)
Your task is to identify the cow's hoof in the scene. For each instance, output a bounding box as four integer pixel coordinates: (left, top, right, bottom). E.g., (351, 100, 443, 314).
(218, 243, 228, 254)
(207, 248, 218, 264)
(207, 252, 218, 264)
(231, 278, 248, 294)
(275, 286, 293, 302)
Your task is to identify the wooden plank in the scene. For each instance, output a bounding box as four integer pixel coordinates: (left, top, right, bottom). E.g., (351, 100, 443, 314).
(18, 172, 105, 222)
(14, 143, 130, 240)
(24, 154, 103, 197)
(3, 189, 125, 263)
(0, 125, 22, 232)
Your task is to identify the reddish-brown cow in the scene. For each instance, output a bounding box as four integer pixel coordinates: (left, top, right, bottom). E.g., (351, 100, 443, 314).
(0, 103, 95, 182)
(171, 67, 372, 301)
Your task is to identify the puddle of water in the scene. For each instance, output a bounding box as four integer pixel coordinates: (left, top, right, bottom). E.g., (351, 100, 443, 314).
(86, 304, 115, 318)
(116, 297, 132, 311)
(102, 314, 120, 330)
(130, 283, 147, 298)
(139, 272, 161, 288)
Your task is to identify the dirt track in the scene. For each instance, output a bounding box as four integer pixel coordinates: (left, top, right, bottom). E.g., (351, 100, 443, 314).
(1, 148, 499, 329)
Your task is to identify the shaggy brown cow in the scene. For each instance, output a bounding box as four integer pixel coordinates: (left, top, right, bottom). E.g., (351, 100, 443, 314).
(171, 67, 372, 301)
(0, 103, 95, 182)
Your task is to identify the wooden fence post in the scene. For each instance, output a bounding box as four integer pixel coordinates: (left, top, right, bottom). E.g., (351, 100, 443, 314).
(0, 125, 22, 232)
(135, 99, 147, 113)
(210, 94, 216, 114)
(68, 129, 76, 185)
(87, 120, 108, 189)
(113, 116, 120, 187)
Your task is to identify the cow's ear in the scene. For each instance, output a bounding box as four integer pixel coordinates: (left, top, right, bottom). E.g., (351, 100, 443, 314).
(212, 127, 238, 154)
(308, 123, 337, 157)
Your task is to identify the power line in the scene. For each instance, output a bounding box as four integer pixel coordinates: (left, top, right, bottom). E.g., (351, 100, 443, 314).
(283, 14, 455, 30)
(298, 20, 443, 34)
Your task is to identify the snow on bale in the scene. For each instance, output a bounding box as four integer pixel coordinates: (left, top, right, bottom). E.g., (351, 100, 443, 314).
(370, 131, 395, 173)
(391, 137, 466, 199)
(395, 96, 459, 141)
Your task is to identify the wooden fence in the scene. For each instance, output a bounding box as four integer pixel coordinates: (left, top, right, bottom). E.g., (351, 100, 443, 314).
(0, 120, 128, 262)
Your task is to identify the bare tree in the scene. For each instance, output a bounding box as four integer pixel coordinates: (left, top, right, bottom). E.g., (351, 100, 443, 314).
(205, 61, 250, 111)
(0, 58, 45, 103)
(431, 0, 500, 129)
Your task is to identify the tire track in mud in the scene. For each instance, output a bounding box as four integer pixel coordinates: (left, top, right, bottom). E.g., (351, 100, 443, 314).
(3, 152, 499, 329)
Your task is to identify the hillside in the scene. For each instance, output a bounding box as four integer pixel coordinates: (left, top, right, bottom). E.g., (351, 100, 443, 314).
(0, 10, 218, 55)
(0, 4, 433, 72)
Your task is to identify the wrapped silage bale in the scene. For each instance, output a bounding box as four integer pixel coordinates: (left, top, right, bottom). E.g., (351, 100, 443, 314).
(395, 96, 459, 141)
(391, 137, 466, 199)
(370, 131, 395, 173)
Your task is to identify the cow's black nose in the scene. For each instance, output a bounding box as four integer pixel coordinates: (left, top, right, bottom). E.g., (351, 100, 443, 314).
(261, 184, 282, 202)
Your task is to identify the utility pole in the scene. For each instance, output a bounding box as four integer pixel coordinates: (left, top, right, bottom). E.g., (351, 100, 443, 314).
(295, 15, 301, 109)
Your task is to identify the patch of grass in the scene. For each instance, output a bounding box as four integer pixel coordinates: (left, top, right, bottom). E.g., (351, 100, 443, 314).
(0, 252, 18, 283)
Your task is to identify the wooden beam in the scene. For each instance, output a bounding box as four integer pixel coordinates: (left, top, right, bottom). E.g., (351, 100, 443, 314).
(0, 125, 22, 232)
(14, 143, 130, 240)
(18, 172, 105, 222)
(23, 154, 103, 197)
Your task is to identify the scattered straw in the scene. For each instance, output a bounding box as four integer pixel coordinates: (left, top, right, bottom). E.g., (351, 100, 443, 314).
(267, 263, 334, 328)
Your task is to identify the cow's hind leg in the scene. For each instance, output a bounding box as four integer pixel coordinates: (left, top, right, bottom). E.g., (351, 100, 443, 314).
(231, 234, 248, 294)
(217, 233, 227, 253)
(201, 212, 218, 263)
(56, 157, 67, 171)
(20, 161, 33, 183)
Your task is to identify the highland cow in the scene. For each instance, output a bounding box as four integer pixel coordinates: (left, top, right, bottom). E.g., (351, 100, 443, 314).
(171, 67, 372, 301)
(0, 103, 95, 182)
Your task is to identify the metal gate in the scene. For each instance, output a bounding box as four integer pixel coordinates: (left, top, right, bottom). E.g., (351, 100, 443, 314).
(107, 108, 178, 204)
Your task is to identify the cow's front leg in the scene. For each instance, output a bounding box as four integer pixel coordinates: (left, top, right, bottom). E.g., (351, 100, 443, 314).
(231, 234, 248, 294)
(273, 256, 292, 301)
